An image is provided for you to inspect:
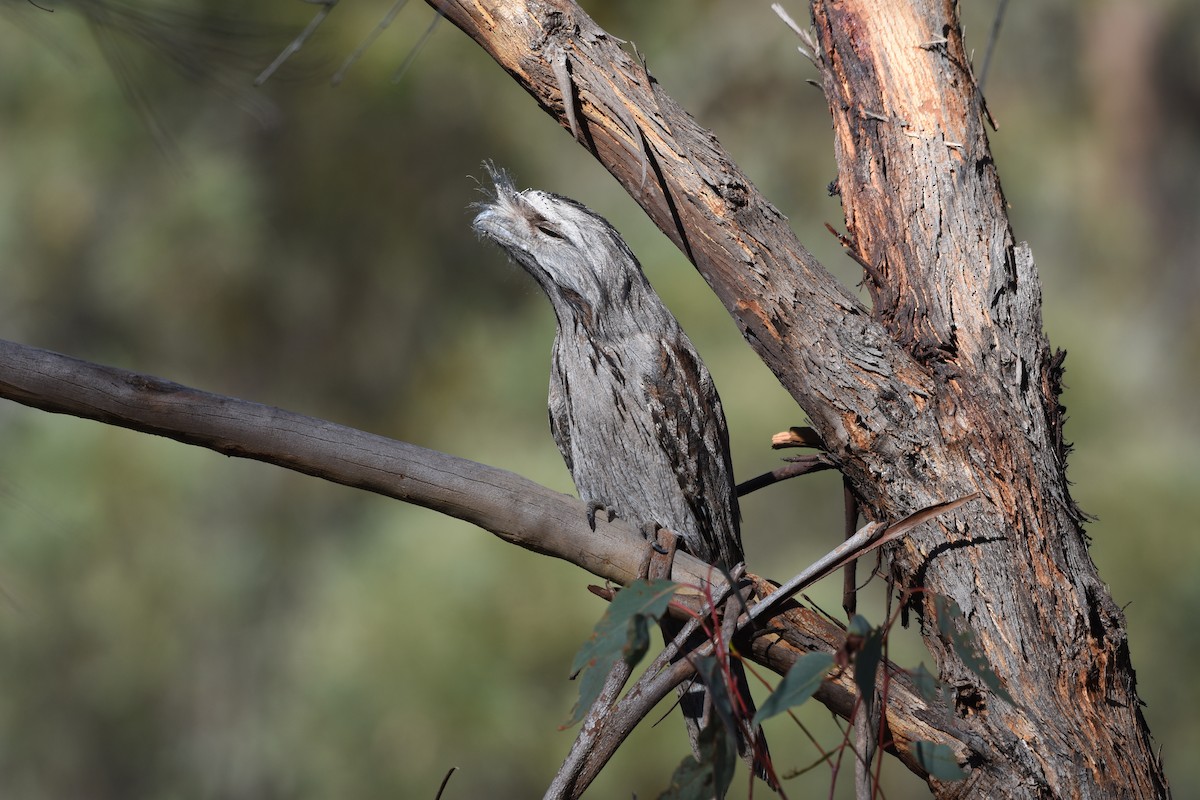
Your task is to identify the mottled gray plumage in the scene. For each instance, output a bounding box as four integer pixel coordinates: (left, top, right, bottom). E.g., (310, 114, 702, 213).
(473, 168, 771, 790)
(471, 169, 743, 571)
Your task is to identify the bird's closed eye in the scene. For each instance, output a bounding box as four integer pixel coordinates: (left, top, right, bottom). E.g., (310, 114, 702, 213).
(536, 222, 569, 241)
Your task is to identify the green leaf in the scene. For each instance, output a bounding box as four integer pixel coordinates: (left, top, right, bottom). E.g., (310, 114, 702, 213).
(853, 625, 885, 715)
(912, 740, 968, 780)
(752, 651, 835, 728)
(931, 594, 1018, 708)
(564, 579, 677, 726)
(564, 652, 616, 730)
(847, 613, 873, 638)
(910, 662, 947, 707)
(658, 716, 738, 800)
(692, 654, 738, 740)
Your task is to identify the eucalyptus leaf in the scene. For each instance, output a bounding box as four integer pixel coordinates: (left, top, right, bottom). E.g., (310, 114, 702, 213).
(752, 651, 835, 728)
(932, 594, 1017, 708)
(564, 579, 677, 726)
(913, 740, 968, 780)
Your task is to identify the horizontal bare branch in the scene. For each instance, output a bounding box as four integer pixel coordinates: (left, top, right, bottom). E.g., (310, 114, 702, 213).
(0, 338, 691, 587)
(0, 337, 971, 777)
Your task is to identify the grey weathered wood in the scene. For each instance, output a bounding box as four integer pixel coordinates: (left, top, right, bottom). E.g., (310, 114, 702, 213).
(0, 338, 659, 586)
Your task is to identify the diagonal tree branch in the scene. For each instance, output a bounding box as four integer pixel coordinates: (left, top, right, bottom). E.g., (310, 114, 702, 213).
(426, 0, 931, 488)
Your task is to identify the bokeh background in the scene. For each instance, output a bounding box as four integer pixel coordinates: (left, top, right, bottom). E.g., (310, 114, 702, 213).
(0, 1, 1196, 797)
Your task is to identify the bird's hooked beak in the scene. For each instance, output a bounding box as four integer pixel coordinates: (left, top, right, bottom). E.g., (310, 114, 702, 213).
(471, 163, 603, 322)
(470, 162, 526, 244)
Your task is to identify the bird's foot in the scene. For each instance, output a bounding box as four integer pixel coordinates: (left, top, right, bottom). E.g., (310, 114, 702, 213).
(585, 500, 617, 531)
(640, 521, 670, 555)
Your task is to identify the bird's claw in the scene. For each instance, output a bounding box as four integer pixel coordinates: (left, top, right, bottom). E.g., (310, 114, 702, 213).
(586, 500, 617, 531)
(641, 522, 669, 554)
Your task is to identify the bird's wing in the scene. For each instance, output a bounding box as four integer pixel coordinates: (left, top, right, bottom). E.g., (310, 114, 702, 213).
(643, 333, 743, 569)
(548, 345, 575, 476)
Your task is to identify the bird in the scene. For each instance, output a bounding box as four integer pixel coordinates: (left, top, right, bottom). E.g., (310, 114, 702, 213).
(472, 166, 771, 789)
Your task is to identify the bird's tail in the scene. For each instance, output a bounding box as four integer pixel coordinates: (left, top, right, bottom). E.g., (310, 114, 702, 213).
(664, 620, 778, 792)
(729, 659, 777, 790)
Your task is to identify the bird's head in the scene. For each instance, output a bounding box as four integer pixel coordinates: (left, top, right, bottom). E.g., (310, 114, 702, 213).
(472, 166, 641, 322)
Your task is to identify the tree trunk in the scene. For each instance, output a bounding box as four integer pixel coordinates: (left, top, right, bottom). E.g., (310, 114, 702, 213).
(428, 0, 1169, 796)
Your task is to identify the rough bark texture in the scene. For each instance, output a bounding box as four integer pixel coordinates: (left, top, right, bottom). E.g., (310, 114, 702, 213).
(428, 0, 1168, 797)
(813, 3, 1166, 797)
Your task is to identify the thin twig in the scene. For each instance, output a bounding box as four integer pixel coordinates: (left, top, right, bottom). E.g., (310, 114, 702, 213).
(434, 767, 458, 800)
(392, 11, 443, 84)
(749, 494, 981, 624)
(771, 2, 820, 66)
(736, 456, 835, 496)
(563, 574, 743, 795)
(332, 0, 409, 86)
(547, 532, 680, 799)
(824, 222, 887, 287)
(256, 0, 339, 85)
(842, 478, 860, 618)
(977, 0, 1010, 93)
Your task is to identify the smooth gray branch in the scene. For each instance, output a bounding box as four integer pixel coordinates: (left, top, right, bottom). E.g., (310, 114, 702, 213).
(0, 338, 713, 589)
(0, 337, 973, 780)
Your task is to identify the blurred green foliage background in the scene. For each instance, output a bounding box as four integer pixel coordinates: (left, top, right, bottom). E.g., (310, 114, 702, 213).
(0, 1, 1196, 797)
